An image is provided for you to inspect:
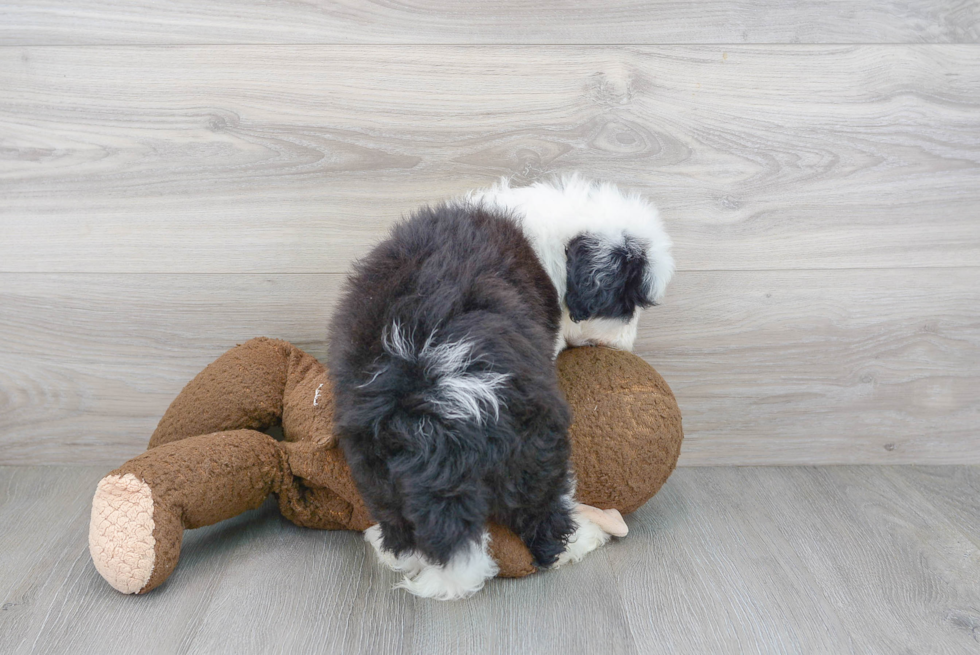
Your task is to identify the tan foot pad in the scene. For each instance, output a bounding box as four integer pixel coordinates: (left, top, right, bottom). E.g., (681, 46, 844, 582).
(89, 473, 156, 594)
(576, 504, 629, 537)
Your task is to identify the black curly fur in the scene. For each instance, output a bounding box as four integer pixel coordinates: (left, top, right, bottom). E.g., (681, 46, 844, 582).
(328, 204, 575, 569)
(565, 233, 655, 322)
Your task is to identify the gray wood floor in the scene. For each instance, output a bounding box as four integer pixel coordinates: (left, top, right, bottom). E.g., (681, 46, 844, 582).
(2, 465, 979, 654)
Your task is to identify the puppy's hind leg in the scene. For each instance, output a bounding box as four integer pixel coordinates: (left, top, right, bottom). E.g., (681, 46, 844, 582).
(346, 459, 427, 577)
(509, 492, 614, 571)
(364, 524, 425, 577)
(395, 530, 498, 601)
(396, 473, 499, 600)
(510, 495, 577, 569)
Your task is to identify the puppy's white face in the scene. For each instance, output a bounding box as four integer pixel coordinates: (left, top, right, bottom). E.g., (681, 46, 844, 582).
(467, 174, 674, 354)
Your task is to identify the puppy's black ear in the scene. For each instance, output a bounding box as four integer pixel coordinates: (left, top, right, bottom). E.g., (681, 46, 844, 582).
(565, 233, 654, 322)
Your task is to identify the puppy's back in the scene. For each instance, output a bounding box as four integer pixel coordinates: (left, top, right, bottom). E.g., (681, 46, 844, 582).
(327, 204, 569, 565)
(329, 204, 559, 374)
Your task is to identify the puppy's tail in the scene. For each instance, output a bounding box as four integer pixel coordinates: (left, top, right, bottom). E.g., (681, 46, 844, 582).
(377, 320, 509, 426)
(349, 321, 511, 565)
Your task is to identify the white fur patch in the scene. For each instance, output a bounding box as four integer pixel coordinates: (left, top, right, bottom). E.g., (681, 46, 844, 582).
(364, 524, 426, 577)
(466, 174, 674, 353)
(382, 320, 416, 361)
(366, 525, 497, 600)
(561, 313, 640, 351)
(395, 531, 499, 601)
(381, 321, 508, 424)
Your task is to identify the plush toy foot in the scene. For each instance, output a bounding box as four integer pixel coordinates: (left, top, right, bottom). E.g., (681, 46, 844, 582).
(89, 473, 181, 594)
(89, 474, 155, 593)
(553, 503, 625, 568)
(90, 431, 285, 594)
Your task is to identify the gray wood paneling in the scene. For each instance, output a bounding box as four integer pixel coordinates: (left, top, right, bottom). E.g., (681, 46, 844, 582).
(1, 5, 978, 469)
(2, 269, 977, 466)
(2, 46, 979, 273)
(1, 1, 978, 45)
(3, 466, 979, 654)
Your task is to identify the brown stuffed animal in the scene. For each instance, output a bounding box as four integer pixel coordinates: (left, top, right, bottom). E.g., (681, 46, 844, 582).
(89, 338, 682, 594)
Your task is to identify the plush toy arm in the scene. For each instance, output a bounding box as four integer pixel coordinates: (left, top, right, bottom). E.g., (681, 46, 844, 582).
(89, 430, 283, 594)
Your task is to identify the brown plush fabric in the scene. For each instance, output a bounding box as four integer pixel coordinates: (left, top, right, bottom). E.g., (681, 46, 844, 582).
(149, 338, 291, 448)
(110, 429, 284, 591)
(487, 523, 537, 578)
(558, 347, 684, 514)
(277, 441, 373, 530)
(93, 337, 682, 593)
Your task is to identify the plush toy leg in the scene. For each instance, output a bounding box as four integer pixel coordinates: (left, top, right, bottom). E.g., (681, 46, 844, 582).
(276, 441, 374, 531)
(149, 337, 322, 448)
(90, 430, 283, 594)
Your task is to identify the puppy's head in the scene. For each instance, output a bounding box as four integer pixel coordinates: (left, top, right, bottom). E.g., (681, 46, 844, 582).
(564, 232, 668, 323)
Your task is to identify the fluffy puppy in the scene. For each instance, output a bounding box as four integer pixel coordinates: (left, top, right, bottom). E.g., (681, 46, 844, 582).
(328, 176, 673, 600)
(468, 174, 674, 352)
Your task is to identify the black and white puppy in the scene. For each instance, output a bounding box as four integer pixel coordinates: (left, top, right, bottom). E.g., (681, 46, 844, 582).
(328, 175, 673, 600)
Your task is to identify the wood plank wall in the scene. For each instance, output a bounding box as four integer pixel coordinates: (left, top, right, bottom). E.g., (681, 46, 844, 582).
(1, 3, 978, 465)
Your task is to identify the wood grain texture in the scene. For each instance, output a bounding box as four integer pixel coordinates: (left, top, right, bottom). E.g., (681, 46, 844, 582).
(0, 466, 104, 650)
(611, 466, 980, 653)
(2, 268, 977, 466)
(888, 466, 980, 547)
(3, 466, 979, 654)
(1, 1, 978, 45)
(2, 46, 979, 273)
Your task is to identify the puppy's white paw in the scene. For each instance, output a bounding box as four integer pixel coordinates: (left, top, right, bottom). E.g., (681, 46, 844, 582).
(364, 524, 425, 577)
(554, 504, 615, 568)
(395, 531, 498, 601)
